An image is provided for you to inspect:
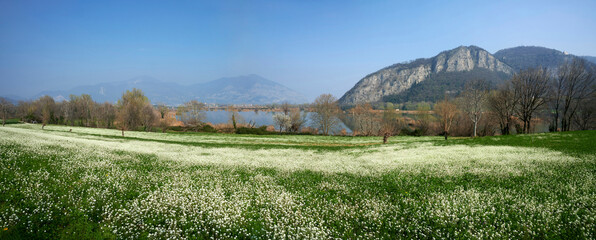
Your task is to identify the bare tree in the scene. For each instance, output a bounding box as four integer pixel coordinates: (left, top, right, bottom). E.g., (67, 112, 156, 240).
(157, 103, 174, 132)
(552, 59, 596, 131)
(572, 100, 595, 130)
(79, 94, 94, 127)
(36, 96, 56, 129)
(177, 100, 206, 129)
(117, 88, 150, 135)
(288, 108, 307, 133)
(157, 104, 169, 120)
(66, 94, 94, 126)
(488, 83, 519, 135)
(414, 103, 432, 135)
(434, 99, 458, 140)
(350, 103, 379, 136)
(380, 104, 402, 144)
(66, 95, 79, 126)
(17, 100, 37, 123)
(461, 79, 489, 137)
(226, 105, 243, 130)
(96, 102, 116, 128)
(310, 94, 341, 135)
(273, 113, 291, 133)
(280, 102, 291, 115)
(141, 104, 158, 132)
(512, 68, 550, 134)
(0, 97, 14, 126)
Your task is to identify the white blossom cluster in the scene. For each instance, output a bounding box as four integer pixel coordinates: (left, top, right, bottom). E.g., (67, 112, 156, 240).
(0, 124, 594, 239)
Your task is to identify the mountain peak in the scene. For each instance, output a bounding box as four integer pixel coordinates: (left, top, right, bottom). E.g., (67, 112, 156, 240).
(192, 75, 308, 104)
(494, 46, 576, 71)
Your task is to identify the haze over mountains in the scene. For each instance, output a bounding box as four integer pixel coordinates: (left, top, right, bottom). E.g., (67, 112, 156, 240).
(3, 45, 595, 106)
(32, 75, 309, 105)
(339, 46, 596, 105)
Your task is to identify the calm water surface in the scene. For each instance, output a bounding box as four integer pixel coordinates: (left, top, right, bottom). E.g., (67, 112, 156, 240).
(203, 110, 353, 133)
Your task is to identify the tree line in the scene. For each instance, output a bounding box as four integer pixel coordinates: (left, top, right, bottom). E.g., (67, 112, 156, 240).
(306, 58, 596, 140)
(1, 59, 594, 140)
(0, 89, 175, 135)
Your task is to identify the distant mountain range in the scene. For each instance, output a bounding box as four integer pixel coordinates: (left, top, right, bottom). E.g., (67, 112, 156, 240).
(339, 46, 595, 105)
(582, 56, 596, 64)
(4, 46, 595, 107)
(29, 74, 308, 105)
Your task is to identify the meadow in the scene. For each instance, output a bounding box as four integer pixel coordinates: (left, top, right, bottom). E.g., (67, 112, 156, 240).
(0, 124, 594, 239)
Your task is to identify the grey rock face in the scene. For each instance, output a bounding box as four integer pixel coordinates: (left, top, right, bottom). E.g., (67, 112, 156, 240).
(339, 46, 514, 105)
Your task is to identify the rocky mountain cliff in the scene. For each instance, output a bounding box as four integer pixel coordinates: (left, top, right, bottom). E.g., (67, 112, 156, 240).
(339, 46, 514, 105)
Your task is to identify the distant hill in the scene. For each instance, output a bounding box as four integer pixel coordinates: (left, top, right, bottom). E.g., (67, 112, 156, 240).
(0, 95, 25, 104)
(35, 76, 189, 105)
(34, 75, 308, 105)
(188, 74, 309, 104)
(582, 56, 596, 64)
(339, 46, 514, 105)
(494, 46, 576, 72)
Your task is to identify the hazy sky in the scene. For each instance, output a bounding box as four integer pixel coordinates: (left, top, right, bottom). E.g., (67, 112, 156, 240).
(1, 0, 595, 100)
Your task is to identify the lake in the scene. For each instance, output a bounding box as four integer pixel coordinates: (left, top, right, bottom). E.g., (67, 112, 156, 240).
(202, 110, 353, 134)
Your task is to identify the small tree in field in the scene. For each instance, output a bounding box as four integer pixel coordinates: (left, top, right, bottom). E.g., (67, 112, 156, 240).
(350, 103, 379, 136)
(0, 97, 14, 126)
(512, 68, 550, 134)
(288, 108, 307, 133)
(488, 83, 519, 135)
(157, 104, 175, 133)
(273, 113, 291, 133)
(36, 95, 56, 129)
(414, 103, 432, 135)
(461, 79, 489, 137)
(177, 100, 206, 130)
(141, 104, 158, 132)
(226, 106, 243, 130)
(552, 59, 596, 131)
(380, 104, 402, 144)
(435, 99, 458, 140)
(117, 88, 150, 136)
(310, 94, 341, 135)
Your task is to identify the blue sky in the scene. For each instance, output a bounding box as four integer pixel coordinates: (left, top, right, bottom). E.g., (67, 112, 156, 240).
(1, 0, 595, 100)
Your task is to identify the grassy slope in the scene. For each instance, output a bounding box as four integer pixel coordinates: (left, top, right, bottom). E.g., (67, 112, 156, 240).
(0, 124, 594, 239)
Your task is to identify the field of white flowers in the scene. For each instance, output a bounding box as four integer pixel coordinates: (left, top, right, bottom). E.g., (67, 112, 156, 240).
(1, 124, 595, 239)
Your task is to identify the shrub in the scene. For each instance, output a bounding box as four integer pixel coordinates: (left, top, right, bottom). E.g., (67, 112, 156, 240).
(199, 124, 217, 133)
(235, 126, 271, 135)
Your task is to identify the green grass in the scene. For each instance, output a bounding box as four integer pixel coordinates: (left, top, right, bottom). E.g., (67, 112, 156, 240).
(1, 119, 20, 125)
(436, 130, 596, 157)
(0, 124, 594, 239)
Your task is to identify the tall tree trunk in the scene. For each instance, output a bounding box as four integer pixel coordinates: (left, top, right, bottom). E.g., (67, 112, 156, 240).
(553, 110, 559, 132)
(473, 121, 478, 137)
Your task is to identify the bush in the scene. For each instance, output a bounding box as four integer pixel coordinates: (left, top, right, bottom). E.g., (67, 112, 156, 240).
(199, 124, 217, 133)
(399, 127, 424, 136)
(166, 125, 217, 133)
(168, 126, 184, 132)
(235, 126, 271, 135)
(2, 119, 20, 125)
